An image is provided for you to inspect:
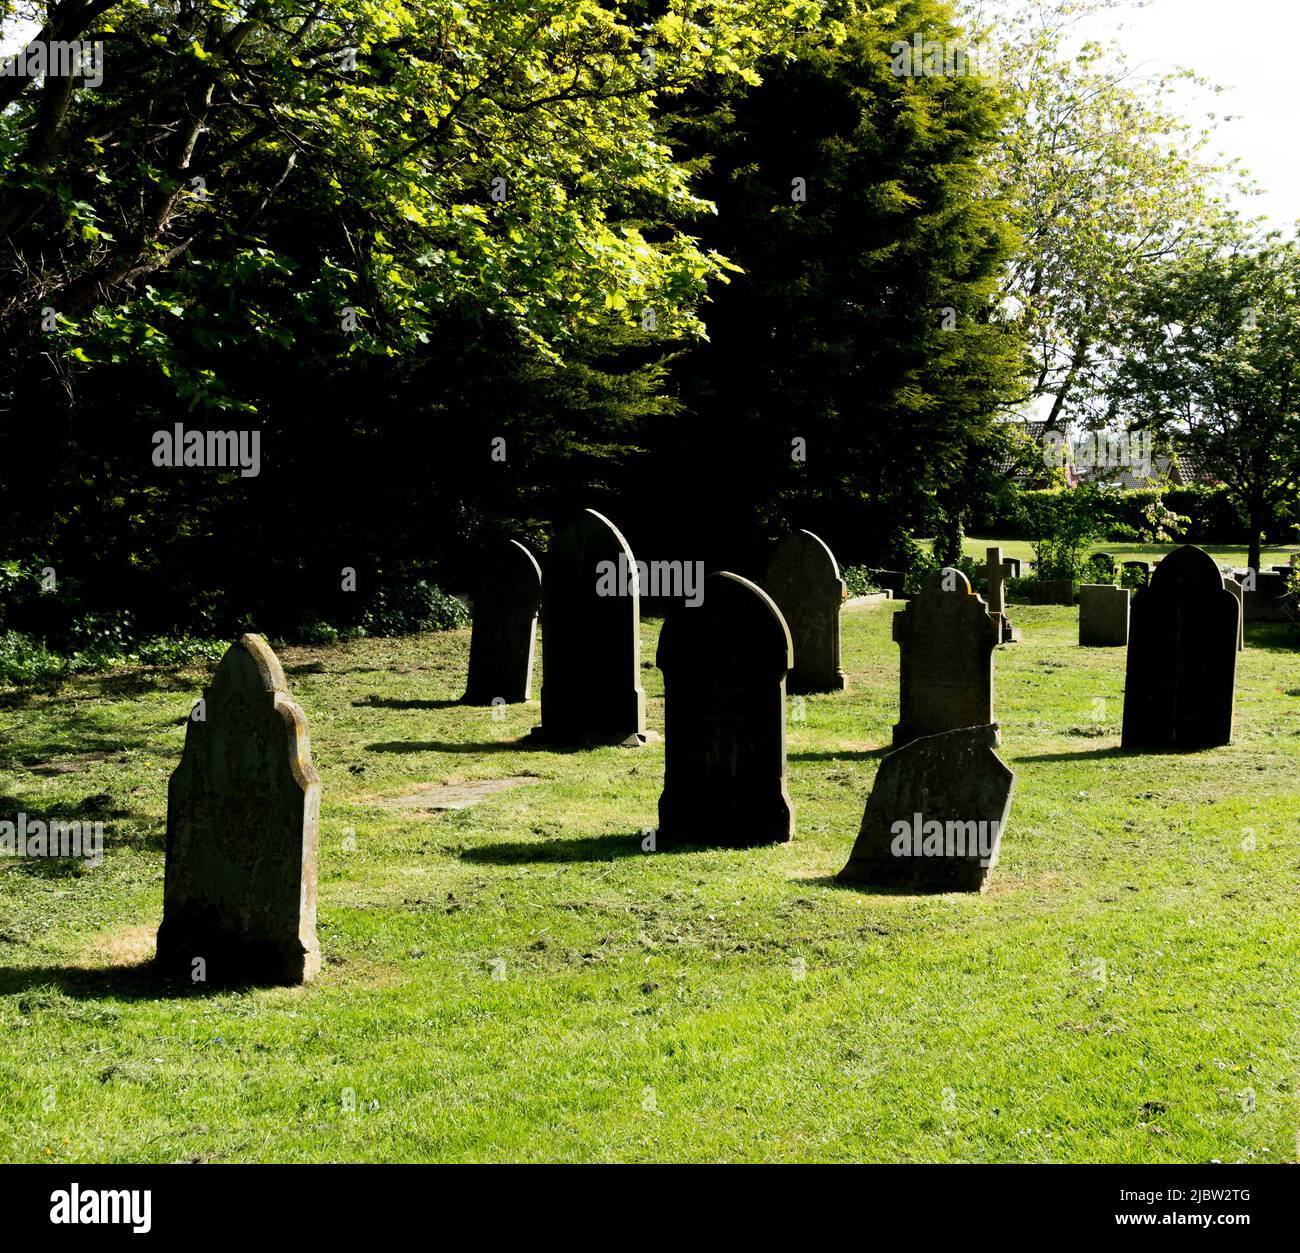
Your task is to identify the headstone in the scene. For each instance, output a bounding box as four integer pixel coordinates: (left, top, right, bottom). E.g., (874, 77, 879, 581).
(463, 539, 541, 705)
(892, 569, 999, 748)
(656, 572, 794, 846)
(1243, 570, 1290, 623)
(836, 725, 1013, 893)
(1078, 584, 1130, 646)
(1121, 545, 1238, 751)
(1223, 576, 1244, 651)
(156, 634, 320, 985)
(1092, 552, 1116, 578)
(534, 509, 648, 745)
(763, 530, 847, 694)
(1004, 557, 1022, 578)
(982, 546, 1020, 643)
(1122, 560, 1153, 586)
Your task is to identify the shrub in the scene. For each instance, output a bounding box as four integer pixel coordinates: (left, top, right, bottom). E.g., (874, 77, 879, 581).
(841, 566, 882, 597)
(361, 579, 470, 636)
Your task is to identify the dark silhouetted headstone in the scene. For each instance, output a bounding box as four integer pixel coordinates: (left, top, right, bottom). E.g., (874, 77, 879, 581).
(1078, 584, 1130, 646)
(893, 570, 999, 748)
(534, 509, 648, 745)
(763, 530, 846, 694)
(463, 539, 541, 704)
(656, 573, 794, 846)
(156, 635, 320, 985)
(1121, 545, 1238, 751)
(837, 725, 1013, 893)
(1122, 560, 1153, 587)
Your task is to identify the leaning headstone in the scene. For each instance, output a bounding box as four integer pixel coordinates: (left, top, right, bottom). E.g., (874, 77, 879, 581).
(763, 530, 846, 694)
(837, 725, 1013, 893)
(534, 509, 648, 745)
(983, 546, 1020, 643)
(1121, 545, 1238, 751)
(1223, 576, 1245, 651)
(1078, 584, 1130, 647)
(463, 539, 541, 705)
(656, 572, 794, 846)
(892, 569, 999, 748)
(156, 634, 320, 985)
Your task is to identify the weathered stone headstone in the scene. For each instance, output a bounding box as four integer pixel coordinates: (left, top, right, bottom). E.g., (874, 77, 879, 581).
(1004, 557, 1022, 578)
(463, 539, 541, 705)
(534, 509, 648, 745)
(892, 569, 999, 748)
(837, 725, 1013, 893)
(656, 572, 794, 846)
(763, 530, 847, 694)
(1121, 545, 1238, 751)
(1078, 583, 1130, 647)
(156, 634, 320, 985)
(1223, 575, 1244, 651)
(983, 546, 1020, 644)
(1243, 570, 1290, 623)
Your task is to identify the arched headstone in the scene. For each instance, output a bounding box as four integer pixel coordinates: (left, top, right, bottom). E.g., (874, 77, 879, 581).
(892, 569, 999, 748)
(656, 573, 794, 846)
(156, 634, 320, 985)
(762, 529, 846, 693)
(1121, 545, 1238, 750)
(535, 509, 648, 745)
(463, 539, 541, 704)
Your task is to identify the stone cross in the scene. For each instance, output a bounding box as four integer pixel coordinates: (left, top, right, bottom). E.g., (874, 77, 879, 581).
(656, 572, 794, 846)
(982, 545, 1020, 643)
(156, 634, 320, 985)
(463, 538, 541, 705)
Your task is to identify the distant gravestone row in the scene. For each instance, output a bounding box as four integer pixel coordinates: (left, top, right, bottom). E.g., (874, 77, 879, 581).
(154, 532, 1260, 983)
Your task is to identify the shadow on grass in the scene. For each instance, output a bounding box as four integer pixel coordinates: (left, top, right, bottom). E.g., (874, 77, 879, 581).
(354, 696, 465, 710)
(366, 739, 580, 755)
(789, 747, 887, 762)
(461, 832, 696, 864)
(0, 961, 269, 1002)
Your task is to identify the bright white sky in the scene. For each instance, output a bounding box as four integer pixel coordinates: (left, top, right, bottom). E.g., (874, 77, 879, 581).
(4, 1, 1296, 231)
(1071, 0, 1300, 233)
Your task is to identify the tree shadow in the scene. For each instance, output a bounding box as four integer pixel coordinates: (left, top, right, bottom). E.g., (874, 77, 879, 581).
(365, 739, 580, 755)
(789, 747, 888, 762)
(354, 696, 465, 710)
(1012, 745, 1191, 763)
(461, 832, 696, 864)
(0, 960, 265, 1003)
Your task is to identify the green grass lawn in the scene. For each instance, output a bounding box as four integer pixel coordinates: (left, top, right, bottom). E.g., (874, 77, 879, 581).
(1, 601, 1298, 1163)
(962, 536, 1298, 569)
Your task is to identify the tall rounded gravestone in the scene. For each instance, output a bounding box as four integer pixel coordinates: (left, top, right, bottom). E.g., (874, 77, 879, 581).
(656, 572, 794, 846)
(463, 539, 541, 705)
(535, 509, 648, 745)
(1121, 544, 1239, 751)
(762, 529, 847, 694)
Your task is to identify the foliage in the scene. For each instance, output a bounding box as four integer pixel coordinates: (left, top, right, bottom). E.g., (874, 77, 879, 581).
(1021, 484, 1114, 583)
(361, 579, 470, 637)
(840, 566, 882, 598)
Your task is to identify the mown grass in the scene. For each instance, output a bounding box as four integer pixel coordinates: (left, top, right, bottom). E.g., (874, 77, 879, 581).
(963, 536, 1297, 569)
(1, 599, 1297, 1163)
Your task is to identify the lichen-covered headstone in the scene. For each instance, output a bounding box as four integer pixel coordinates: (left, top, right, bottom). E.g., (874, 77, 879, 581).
(762, 529, 846, 694)
(1121, 545, 1238, 751)
(156, 634, 320, 985)
(463, 539, 541, 705)
(837, 725, 1013, 893)
(656, 572, 794, 846)
(534, 509, 647, 745)
(892, 569, 999, 748)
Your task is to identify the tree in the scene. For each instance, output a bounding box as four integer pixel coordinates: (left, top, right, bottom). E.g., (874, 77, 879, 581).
(653, 0, 1025, 572)
(960, 0, 1241, 430)
(1114, 228, 1300, 572)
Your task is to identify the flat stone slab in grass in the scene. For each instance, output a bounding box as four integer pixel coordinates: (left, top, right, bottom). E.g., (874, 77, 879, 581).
(381, 777, 541, 811)
(837, 724, 1014, 894)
